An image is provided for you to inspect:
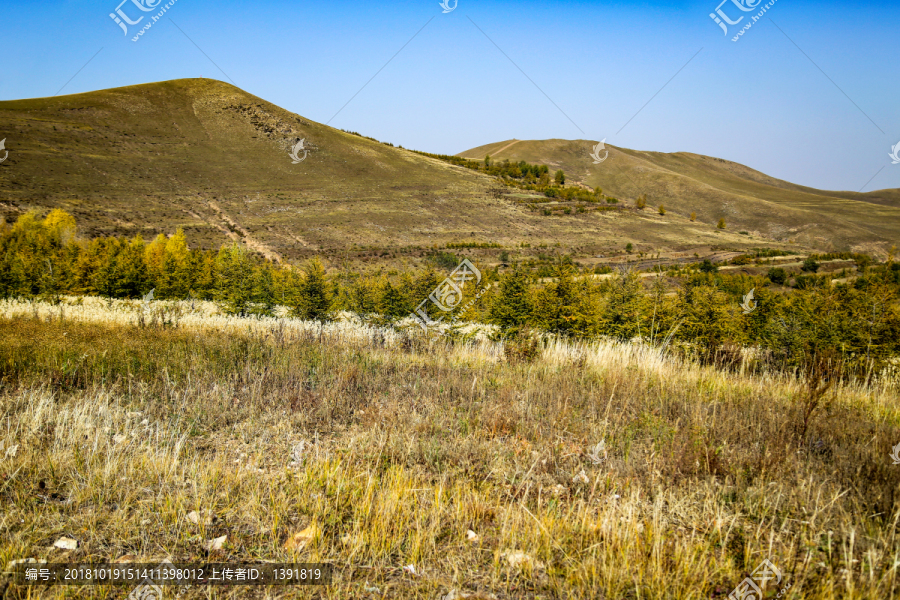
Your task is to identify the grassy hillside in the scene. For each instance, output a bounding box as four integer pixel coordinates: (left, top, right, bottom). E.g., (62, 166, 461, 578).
(459, 139, 900, 256)
(0, 79, 812, 268)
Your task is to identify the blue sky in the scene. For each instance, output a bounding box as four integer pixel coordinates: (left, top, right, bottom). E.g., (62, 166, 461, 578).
(1, 0, 897, 192)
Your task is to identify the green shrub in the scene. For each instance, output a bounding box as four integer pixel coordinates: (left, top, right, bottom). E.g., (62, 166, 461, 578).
(801, 257, 820, 273)
(699, 260, 718, 273)
(767, 267, 788, 285)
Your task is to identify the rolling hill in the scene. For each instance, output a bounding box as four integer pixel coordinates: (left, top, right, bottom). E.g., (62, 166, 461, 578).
(0, 78, 894, 268)
(459, 139, 900, 257)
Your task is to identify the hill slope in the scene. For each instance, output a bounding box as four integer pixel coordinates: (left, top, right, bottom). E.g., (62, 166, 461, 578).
(0, 79, 887, 265)
(459, 139, 900, 255)
(1, 78, 528, 261)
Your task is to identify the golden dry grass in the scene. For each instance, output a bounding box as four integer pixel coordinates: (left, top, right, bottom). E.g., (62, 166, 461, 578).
(1, 299, 899, 599)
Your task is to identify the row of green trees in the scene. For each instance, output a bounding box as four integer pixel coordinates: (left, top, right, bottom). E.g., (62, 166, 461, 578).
(0, 211, 331, 319)
(412, 150, 609, 202)
(3, 211, 899, 378)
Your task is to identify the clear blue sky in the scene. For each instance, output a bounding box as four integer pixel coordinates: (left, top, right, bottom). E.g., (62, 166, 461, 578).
(1, 0, 897, 192)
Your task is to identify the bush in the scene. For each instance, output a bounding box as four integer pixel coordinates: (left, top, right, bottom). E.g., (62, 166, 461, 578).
(767, 267, 788, 285)
(794, 274, 823, 289)
(658, 205, 666, 215)
(699, 260, 718, 273)
(801, 257, 820, 273)
(717, 218, 726, 229)
(427, 250, 460, 270)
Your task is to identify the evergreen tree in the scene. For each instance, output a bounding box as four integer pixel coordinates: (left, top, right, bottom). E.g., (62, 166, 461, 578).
(677, 283, 741, 364)
(490, 266, 532, 331)
(554, 170, 566, 185)
(43, 209, 77, 246)
(215, 242, 254, 316)
(157, 228, 192, 299)
(115, 236, 149, 298)
(192, 250, 218, 300)
(378, 279, 409, 319)
(600, 269, 647, 341)
(250, 264, 276, 317)
(144, 234, 168, 288)
(290, 258, 331, 320)
(531, 264, 595, 337)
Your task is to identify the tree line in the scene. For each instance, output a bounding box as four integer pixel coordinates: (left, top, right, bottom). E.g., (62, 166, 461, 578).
(2, 210, 899, 380)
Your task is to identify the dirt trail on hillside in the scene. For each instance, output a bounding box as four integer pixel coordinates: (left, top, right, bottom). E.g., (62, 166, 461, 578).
(462, 139, 521, 160)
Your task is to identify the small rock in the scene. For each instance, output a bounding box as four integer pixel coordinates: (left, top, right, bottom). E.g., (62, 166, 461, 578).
(5, 445, 19, 458)
(113, 554, 137, 563)
(113, 434, 127, 445)
(6, 558, 45, 570)
(283, 523, 318, 552)
(402, 564, 418, 576)
(466, 529, 479, 542)
(53, 537, 78, 550)
(203, 535, 227, 551)
(186, 510, 215, 526)
(501, 550, 544, 570)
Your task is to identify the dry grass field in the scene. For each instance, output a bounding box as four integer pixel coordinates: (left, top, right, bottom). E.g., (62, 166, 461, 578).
(1, 298, 899, 599)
